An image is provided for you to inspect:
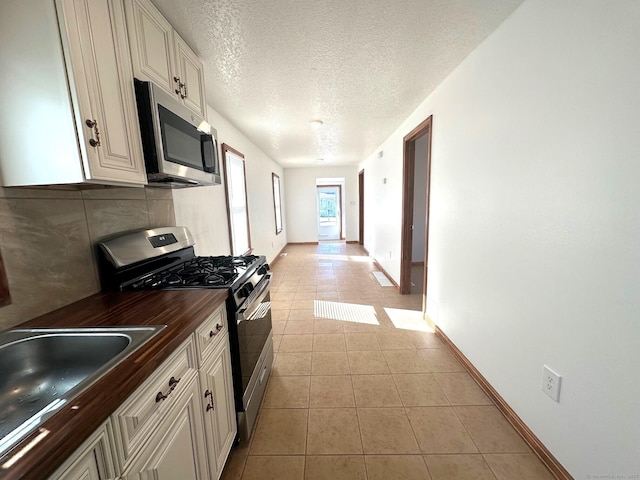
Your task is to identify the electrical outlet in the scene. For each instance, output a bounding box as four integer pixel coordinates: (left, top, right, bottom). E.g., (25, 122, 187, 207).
(542, 365, 562, 402)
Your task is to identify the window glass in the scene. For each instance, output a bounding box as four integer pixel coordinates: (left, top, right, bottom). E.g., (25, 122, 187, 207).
(272, 173, 283, 234)
(223, 146, 251, 255)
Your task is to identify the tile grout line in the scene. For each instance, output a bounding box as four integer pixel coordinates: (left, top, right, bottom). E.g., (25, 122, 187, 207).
(349, 367, 368, 479)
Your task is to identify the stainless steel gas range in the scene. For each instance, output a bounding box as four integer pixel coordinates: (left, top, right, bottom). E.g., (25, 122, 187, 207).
(98, 226, 273, 441)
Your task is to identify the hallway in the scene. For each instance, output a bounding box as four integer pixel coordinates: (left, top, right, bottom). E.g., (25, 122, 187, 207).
(222, 243, 553, 479)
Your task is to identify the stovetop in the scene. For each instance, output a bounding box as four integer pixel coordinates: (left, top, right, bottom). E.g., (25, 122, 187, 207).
(98, 227, 268, 294)
(130, 255, 261, 290)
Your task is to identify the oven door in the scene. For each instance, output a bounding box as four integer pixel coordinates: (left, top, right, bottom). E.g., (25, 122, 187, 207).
(236, 274, 272, 404)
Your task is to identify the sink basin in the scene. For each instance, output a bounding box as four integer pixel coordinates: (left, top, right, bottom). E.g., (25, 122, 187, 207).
(0, 326, 165, 457)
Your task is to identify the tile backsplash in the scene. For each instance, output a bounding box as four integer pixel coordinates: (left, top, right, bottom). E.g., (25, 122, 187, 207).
(0, 186, 175, 331)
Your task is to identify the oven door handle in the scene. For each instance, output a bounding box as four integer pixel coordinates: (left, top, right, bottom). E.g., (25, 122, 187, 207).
(236, 273, 272, 322)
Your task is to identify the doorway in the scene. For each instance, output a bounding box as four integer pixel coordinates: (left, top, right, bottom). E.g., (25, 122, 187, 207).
(358, 169, 364, 245)
(316, 185, 342, 240)
(400, 116, 433, 312)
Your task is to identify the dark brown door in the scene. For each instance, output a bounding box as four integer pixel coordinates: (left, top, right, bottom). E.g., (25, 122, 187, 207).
(358, 170, 364, 245)
(400, 117, 433, 313)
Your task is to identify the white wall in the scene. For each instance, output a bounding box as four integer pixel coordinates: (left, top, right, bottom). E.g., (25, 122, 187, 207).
(173, 105, 287, 263)
(284, 166, 359, 243)
(360, 153, 402, 277)
(360, 1, 640, 477)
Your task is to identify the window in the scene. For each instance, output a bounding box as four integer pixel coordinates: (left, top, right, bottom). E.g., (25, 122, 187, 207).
(272, 173, 283, 234)
(222, 144, 251, 255)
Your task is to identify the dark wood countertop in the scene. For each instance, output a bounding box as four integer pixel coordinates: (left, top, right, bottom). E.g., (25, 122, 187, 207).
(2, 289, 228, 480)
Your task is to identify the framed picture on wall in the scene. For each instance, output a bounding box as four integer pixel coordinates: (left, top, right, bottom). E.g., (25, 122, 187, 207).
(272, 173, 283, 234)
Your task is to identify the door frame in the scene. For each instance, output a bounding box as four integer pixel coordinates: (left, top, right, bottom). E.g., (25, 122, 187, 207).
(400, 116, 433, 306)
(358, 169, 364, 245)
(316, 184, 343, 240)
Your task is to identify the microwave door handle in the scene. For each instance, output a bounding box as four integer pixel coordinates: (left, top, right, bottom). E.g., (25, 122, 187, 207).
(200, 134, 207, 166)
(200, 134, 215, 173)
(200, 135, 208, 170)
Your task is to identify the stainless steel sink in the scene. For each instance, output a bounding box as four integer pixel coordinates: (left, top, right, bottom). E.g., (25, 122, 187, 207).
(0, 326, 165, 457)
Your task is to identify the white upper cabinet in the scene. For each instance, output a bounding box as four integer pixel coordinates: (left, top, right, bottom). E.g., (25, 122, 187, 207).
(125, 0, 175, 92)
(58, 0, 147, 185)
(125, 0, 208, 119)
(0, 0, 147, 187)
(175, 34, 208, 119)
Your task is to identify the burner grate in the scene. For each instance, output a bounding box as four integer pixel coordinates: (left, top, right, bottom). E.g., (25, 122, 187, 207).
(204, 255, 260, 269)
(122, 254, 265, 291)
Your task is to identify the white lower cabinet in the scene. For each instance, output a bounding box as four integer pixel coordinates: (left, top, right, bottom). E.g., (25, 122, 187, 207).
(199, 334, 237, 480)
(53, 305, 237, 480)
(49, 421, 118, 480)
(111, 338, 199, 469)
(121, 374, 208, 480)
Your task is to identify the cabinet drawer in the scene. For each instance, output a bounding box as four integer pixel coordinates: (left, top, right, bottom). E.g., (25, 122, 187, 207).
(111, 336, 197, 469)
(194, 304, 227, 365)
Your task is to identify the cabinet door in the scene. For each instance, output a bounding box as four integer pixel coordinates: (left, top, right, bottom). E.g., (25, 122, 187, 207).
(200, 335, 237, 479)
(175, 33, 208, 119)
(125, 0, 177, 95)
(111, 337, 198, 469)
(54, 454, 102, 480)
(122, 375, 209, 480)
(49, 420, 117, 480)
(57, 0, 147, 185)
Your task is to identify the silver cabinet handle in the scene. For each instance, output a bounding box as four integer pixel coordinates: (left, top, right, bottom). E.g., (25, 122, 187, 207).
(85, 119, 101, 147)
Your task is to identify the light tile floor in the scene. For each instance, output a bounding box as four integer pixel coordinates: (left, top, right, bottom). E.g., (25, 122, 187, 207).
(221, 243, 555, 480)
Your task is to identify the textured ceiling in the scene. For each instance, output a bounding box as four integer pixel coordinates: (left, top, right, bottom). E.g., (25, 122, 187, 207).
(151, 0, 524, 167)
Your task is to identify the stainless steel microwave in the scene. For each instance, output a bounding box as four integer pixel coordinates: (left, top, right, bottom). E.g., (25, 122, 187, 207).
(133, 79, 221, 187)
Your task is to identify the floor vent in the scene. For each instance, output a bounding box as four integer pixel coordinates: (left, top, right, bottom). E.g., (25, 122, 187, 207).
(372, 271, 393, 287)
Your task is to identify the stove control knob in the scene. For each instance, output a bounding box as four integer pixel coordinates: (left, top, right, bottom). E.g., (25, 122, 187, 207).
(238, 284, 253, 298)
(258, 264, 269, 275)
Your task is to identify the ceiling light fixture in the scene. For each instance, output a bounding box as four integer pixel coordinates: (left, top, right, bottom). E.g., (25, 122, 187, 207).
(309, 119, 324, 128)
